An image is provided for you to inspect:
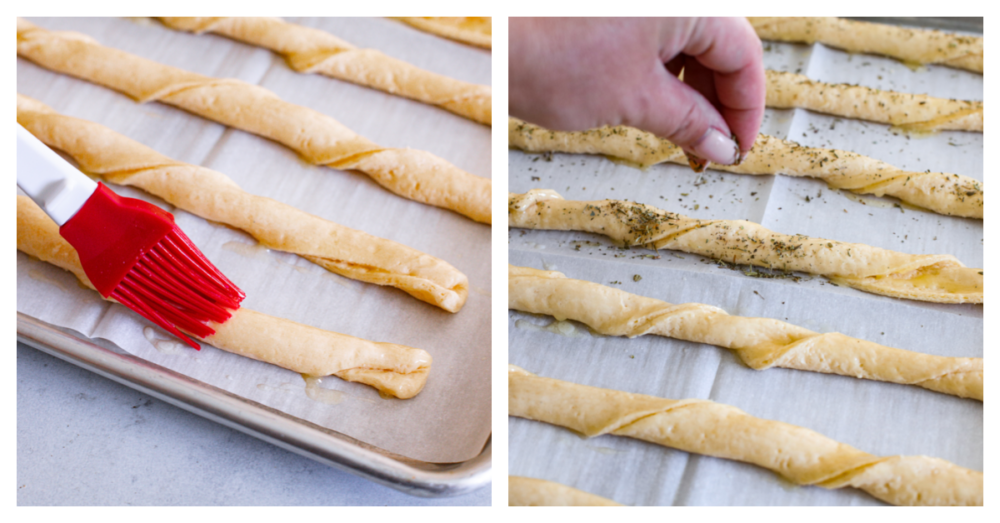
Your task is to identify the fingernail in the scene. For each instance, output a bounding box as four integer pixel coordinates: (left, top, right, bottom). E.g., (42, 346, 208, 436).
(690, 128, 740, 166)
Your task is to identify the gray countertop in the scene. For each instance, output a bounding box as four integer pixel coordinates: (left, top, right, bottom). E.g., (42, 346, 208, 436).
(17, 342, 491, 506)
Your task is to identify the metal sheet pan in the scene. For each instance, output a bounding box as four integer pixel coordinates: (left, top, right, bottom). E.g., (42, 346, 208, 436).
(18, 313, 491, 497)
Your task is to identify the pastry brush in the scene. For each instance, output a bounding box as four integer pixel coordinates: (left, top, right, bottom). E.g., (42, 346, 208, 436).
(17, 124, 244, 348)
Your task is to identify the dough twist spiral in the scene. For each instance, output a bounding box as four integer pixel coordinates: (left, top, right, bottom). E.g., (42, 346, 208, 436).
(17, 94, 468, 312)
(509, 190, 982, 304)
(17, 196, 432, 398)
(749, 17, 983, 73)
(16, 18, 491, 223)
(508, 476, 622, 506)
(509, 366, 983, 506)
(156, 17, 491, 125)
(389, 17, 492, 49)
(508, 118, 982, 219)
(766, 70, 982, 132)
(509, 265, 982, 400)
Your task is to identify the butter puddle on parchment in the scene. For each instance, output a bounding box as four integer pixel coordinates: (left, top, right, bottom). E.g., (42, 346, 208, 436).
(301, 374, 345, 405)
(515, 318, 605, 338)
(223, 240, 355, 288)
(256, 375, 378, 406)
(222, 240, 271, 259)
(223, 240, 304, 272)
(142, 326, 189, 355)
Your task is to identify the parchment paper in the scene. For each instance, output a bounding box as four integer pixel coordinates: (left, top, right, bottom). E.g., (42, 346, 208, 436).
(16, 16, 492, 464)
(508, 26, 982, 505)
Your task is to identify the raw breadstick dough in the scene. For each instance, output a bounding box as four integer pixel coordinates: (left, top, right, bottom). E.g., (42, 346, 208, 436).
(156, 17, 491, 125)
(509, 366, 983, 506)
(390, 17, 491, 49)
(17, 94, 468, 313)
(16, 195, 431, 399)
(749, 17, 983, 73)
(509, 265, 982, 399)
(508, 476, 622, 506)
(16, 18, 492, 224)
(509, 190, 983, 304)
(766, 70, 983, 131)
(508, 118, 983, 219)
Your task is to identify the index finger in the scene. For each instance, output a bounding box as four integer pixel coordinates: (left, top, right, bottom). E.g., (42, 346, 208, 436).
(670, 17, 766, 155)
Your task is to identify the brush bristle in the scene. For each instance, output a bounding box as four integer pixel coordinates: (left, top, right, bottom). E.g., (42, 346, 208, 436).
(61, 183, 244, 349)
(110, 229, 245, 349)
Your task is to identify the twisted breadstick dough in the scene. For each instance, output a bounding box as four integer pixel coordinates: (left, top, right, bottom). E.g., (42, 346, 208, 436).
(766, 70, 983, 132)
(509, 476, 622, 506)
(749, 17, 983, 73)
(389, 17, 491, 49)
(509, 366, 982, 506)
(510, 265, 982, 399)
(508, 118, 983, 219)
(17, 94, 468, 313)
(17, 196, 431, 398)
(16, 18, 491, 224)
(156, 17, 490, 125)
(509, 190, 982, 304)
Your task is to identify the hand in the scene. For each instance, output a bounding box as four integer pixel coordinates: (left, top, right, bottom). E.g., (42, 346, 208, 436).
(509, 17, 765, 167)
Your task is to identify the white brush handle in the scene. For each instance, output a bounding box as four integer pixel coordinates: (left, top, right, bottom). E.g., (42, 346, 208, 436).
(17, 124, 98, 226)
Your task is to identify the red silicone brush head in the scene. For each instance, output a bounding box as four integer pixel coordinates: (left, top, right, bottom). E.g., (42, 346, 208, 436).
(59, 183, 245, 348)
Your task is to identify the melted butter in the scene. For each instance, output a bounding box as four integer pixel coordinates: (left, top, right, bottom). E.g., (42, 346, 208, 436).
(515, 318, 587, 338)
(898, 267, 982, 294)
(222, 240, 270, 258)
(774, 475, 800, 492)
(224, 239, 312, 274)
(897, 200, 931, 213)
(836, 190, 899, 210)
(888, 126, 939, 138)
(603, 155, 652, 170)
(123, 17, 155, 26)
(27, 268, 71, 293)
(142, 326, 188, 355)
(891, 106, 980, 133)
(271, 250, 305, 269)
(900, 60, 927, 72)
(832, 267, 982, 296)
(301, 374, 345, 404)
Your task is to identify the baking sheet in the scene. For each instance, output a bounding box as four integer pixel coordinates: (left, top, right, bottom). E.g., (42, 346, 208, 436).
(16, 16, 491, 464)
(507, 23, 982, 505)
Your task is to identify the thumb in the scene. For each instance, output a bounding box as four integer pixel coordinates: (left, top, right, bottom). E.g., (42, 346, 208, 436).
(622, 67, 739, 167)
